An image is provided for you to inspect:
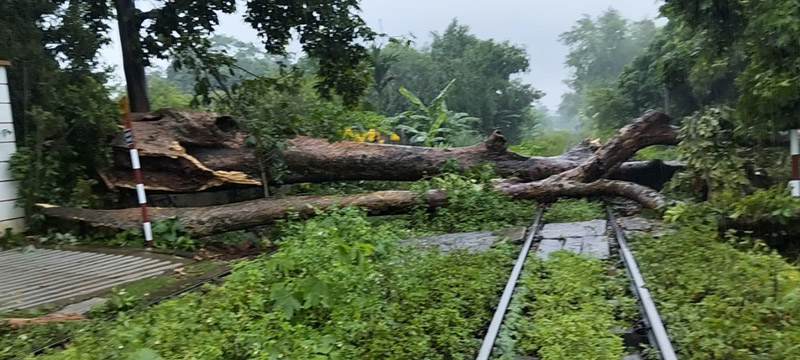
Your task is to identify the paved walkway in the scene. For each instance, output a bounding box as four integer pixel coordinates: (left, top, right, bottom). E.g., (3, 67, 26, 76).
(535, 219, 610, 259)
(0, 248, 181, 312)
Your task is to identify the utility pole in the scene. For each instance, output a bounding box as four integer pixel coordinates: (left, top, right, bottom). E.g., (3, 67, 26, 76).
(790, 129, 800, 197)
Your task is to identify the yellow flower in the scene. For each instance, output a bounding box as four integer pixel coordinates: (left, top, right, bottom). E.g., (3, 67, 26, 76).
(378, 139, 385, 144)
(390, 133, 400, 141)
(365, 129, 378, 142)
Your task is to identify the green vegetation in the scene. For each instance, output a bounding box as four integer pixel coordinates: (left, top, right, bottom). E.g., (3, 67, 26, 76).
(664, 186, 800, 232)
(510, 130, 573, 157)
(0, 320, 85, 360)
(631, 222, 800, 359)
(395, 79, 479, 147)
(633, 145, 677, 161)
(542, 198, 605, 223)
(583, 0, 800, 141)
(407, 168, 537, 234)
(558, 9, 656, 132)
(7, 1, 800, 359)
(105, 217, 199, 251)
(32, 207, 516, 359)
(369, 20, 543, 142)
(496, 252, 635, 360)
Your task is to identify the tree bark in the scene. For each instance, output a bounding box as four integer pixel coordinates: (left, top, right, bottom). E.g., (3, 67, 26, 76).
(43, 110, 676, 236)
(98, 109, 681, 193)
(39, 179, 663, 237)
(115, 0, 150, 112)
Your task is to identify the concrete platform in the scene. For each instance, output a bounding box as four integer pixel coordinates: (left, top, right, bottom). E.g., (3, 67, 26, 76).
(536, 220, 610, 259)
(0, 248, 181, 312)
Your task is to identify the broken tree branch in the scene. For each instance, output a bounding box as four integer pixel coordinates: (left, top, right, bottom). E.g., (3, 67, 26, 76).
(98, 109, 681, 192)
(41, 110, 675, 236)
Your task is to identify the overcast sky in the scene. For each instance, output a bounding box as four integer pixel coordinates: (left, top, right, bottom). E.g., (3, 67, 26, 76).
(100, 0, 664, 110)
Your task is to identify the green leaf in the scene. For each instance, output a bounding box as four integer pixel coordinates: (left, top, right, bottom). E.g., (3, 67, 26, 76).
(127, 348, 164, 360)
(270, 283, 302, 319)
(300, 276, 330, 307)
(398, 87, 427, 111)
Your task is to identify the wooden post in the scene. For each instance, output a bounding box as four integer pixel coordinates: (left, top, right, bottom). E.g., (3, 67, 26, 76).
(120, 97, 153, 246)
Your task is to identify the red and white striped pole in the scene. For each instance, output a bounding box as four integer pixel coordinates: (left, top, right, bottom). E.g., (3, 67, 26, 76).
(120, 97, 153, 247)
(791, 129, 800, 197)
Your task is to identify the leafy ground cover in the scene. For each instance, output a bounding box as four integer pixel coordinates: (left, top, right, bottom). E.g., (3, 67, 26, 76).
(18, 205, 525, 359)
(542, 198, 605, 223)
(631, 224, 800, 359)
(0, 260, 225, 360)
(495, 251, 636, 360)
(3, 171, 537, 359)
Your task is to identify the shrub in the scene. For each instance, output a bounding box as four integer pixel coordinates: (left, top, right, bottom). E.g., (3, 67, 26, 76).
(36, 207, 516, 359)
(409, 170, 537, 233)
(631, 226, 800, 359)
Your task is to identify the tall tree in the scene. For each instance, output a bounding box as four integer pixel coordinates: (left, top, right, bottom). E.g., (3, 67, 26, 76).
(1, 0, 118, 213)
(558, 9, 656, 127)
(154, 35, 284, 96)
(365, 44, 400, 113)
(107, 0, 375, 112)
(598, 0, 800, 133)
(374, 20, 542, 142)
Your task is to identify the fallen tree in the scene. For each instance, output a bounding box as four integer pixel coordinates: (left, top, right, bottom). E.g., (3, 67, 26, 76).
(98, 109, 681, 192)
(41, 110, 675, 236)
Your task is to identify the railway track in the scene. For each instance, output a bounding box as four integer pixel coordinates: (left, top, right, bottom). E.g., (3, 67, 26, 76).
(477, 202, 678, 360)
(29, 202, 675, 359)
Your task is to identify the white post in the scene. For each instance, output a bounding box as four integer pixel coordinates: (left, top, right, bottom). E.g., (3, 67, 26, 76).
(790, 129, 800, 197)
(0, 60, 25, 232)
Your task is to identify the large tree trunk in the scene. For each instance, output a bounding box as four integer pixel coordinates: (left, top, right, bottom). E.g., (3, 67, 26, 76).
(115, 0, 150, 112)
(39, 180, 662, 238)
(98, 109, 681, 192)
(43, 110, 675, 237)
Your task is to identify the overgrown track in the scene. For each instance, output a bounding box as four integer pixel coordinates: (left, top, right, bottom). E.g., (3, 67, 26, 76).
(476, 206, 544, 360)
(31, 205, 678, 359)
(606, 206, 677, 360)
(476, 202, 678, 360)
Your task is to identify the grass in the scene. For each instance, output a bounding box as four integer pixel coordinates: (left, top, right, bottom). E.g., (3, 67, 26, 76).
(542, 198, 604, 223)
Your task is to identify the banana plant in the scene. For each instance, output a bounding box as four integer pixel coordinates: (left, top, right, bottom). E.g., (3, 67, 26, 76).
(395, 79, 479, 146)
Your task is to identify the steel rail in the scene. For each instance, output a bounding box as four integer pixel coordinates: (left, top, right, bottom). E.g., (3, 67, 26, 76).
(475, 206, 544, 360)
(606, 206, 678, 360)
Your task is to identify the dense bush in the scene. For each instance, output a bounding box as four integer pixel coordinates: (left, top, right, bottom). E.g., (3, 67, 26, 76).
(664, 186, 800, 232)
(408, 168, 538, 234)
(34, 207, 516, 359)
(10, 76, 119, 218)
(632, 225, 800, 359)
